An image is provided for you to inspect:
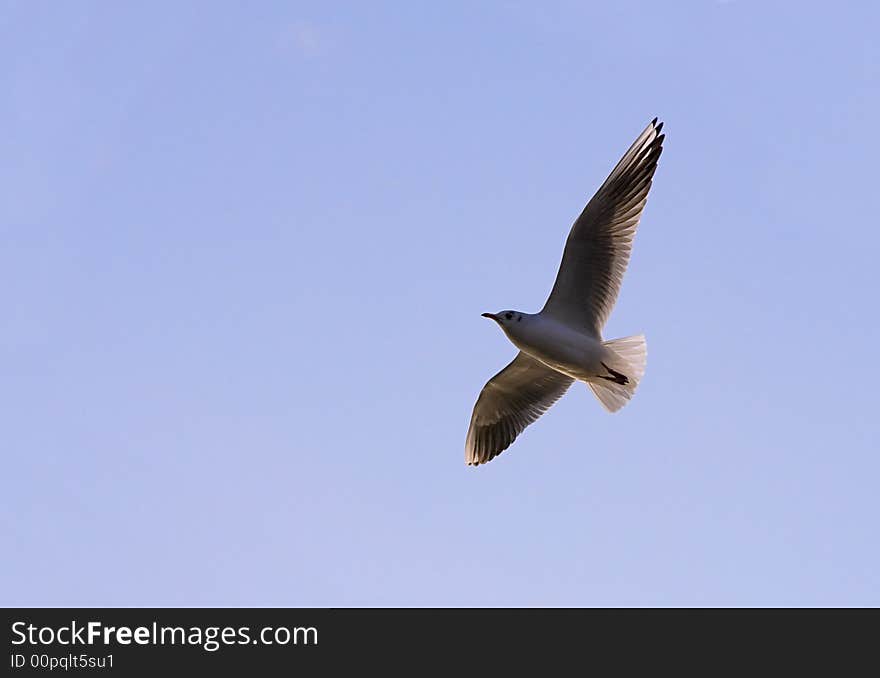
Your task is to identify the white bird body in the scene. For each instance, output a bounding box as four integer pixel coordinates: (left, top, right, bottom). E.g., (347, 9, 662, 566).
(490, 312, 608, 383)
(465, 118, 665, 466)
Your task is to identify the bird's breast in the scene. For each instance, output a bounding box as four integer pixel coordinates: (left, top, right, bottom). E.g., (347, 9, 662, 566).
(506, 318, 605, 381)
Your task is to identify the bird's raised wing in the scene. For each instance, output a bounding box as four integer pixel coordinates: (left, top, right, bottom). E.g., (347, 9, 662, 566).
(541, 118, 664, 335)
(465, 352, 573, 466)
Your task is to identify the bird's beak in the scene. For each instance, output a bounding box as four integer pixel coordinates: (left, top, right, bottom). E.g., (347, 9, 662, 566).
(481, 312, 497, 321)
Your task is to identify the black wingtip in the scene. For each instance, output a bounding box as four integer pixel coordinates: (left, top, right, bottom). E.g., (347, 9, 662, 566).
(651, 116, 658, 126)
(655, 121, 664, 134)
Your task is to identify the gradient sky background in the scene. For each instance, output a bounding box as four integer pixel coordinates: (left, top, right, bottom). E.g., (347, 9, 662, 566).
(3, 1, 879, 606)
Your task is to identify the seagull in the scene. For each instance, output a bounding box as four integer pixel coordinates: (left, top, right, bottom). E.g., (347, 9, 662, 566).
(465, 118, 665, 466)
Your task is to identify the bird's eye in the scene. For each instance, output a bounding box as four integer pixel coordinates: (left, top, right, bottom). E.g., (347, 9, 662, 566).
(505, 313, 512, 320)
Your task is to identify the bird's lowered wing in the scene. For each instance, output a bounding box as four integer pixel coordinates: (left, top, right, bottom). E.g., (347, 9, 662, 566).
(465, 352, 573, 466)
(541, 118, 664, 335)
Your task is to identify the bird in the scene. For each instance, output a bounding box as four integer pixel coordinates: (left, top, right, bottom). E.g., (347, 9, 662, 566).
(465, 118, 665, 466)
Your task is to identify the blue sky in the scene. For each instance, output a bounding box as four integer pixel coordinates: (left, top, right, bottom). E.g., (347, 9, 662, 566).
(3, 1, 879, 606)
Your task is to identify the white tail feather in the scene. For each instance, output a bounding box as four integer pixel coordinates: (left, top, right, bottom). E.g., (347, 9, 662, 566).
(588, 334, 647, 413)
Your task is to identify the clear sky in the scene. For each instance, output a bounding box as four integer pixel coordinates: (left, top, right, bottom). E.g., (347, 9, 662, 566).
(3, 1, 879, 606)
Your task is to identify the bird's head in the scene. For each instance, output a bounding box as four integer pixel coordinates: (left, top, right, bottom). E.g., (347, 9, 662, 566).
(481, 310, 525, 330)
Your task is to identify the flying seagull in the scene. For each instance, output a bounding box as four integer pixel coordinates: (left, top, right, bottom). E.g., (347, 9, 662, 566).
(465, 118, 665, 466)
